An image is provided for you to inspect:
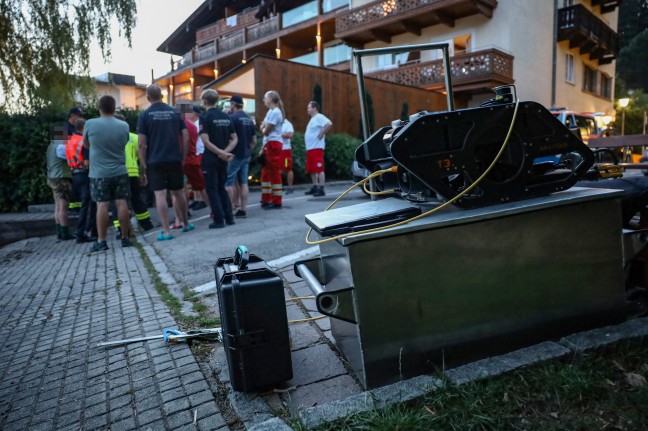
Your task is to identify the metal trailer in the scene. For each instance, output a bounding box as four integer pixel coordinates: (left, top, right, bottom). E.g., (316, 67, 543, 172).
(297, 187, 627, 389)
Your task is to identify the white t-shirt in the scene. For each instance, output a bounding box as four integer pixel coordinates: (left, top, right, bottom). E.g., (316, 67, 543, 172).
(305, 113, 331, 150)
(262, 107, 283, 144)
(282, 119, 294, 150)
(195, 119, 204, 155)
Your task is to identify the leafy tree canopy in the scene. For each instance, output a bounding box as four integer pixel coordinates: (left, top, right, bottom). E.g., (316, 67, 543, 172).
(0, 0, 137, 113)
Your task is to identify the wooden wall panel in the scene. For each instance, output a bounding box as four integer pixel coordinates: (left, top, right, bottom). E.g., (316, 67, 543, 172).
(251, 56, 447, 138)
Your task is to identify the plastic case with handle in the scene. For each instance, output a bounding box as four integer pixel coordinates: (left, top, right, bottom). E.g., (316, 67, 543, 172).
(214, 246, 292, 392)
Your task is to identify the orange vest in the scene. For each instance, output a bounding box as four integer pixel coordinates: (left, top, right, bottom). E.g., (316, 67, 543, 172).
(65, 134, 86, 172)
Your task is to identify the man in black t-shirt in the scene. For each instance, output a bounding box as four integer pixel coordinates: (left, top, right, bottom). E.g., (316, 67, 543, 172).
(199, 89, 237, 229)
(137, 85, 191, 240)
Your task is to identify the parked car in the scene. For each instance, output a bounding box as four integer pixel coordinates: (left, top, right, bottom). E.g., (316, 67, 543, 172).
(550, 110, 606, 144)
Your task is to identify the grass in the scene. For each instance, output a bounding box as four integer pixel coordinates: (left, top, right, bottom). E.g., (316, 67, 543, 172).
(134, 240, 220, 359)
(295, 339, 648, 431)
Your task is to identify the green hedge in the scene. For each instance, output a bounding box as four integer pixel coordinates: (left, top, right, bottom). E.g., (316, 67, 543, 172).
(0, 107, 140, 213)
(249, 132, 361, 184)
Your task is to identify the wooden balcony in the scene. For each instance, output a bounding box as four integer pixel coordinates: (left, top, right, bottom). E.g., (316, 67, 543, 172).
(557, 4, 619, 65)
(196, 7, 261, 45)
(335, 0, 498, 47)
(366, 48, 513, 93)
(590, 0, 621, 14)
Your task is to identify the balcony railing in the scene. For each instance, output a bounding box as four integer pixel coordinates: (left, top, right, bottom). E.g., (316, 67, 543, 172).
(335, 0, 497, 44)
(367, 48, 513, 90)
(557, 4, 619, 64)
(196, 6, 261, 45)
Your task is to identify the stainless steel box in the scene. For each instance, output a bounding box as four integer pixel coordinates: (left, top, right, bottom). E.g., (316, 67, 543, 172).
(299, 188, 627, 388)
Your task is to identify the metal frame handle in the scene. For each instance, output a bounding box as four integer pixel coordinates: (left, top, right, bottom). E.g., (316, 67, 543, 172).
(353, 42, 455, 140)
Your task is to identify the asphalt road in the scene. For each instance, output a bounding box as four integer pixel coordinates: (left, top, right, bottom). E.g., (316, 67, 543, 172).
(142, 182, 369, 289)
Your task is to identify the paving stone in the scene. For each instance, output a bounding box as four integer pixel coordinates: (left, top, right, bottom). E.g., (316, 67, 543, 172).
(287, 344, 347, 387)
(166, 409, 194, 428)
(248, 417, 295, 431)
(228, 390, 273, 425)
(197, 413, 228, 431)
(163, 397, 191, 416)
(110, 415, 137, 431)
(288, 321, 322, 350)
(284, 374, 363, 412)
(83, 413, 108, 431)
(135, 407, 164, 427)
(188, 389, 216, 407)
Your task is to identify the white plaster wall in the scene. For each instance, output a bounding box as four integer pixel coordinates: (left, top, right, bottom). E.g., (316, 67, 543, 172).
(356, 0, 617, 114)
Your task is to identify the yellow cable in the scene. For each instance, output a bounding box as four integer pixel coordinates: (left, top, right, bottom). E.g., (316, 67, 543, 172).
(305, 99, 521, 246)
(288, 315, 326, 324)
(285, 296, 315, 302)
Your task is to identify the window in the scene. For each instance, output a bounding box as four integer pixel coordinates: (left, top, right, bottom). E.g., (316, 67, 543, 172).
(565, 54, 574, 83)
(583, 66, 597, 93)
(562, 0, 573, 6)
(600, 73, 612, 99)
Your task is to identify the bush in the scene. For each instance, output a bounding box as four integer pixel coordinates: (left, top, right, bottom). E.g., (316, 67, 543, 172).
(249, 132, 361, 185)
(0, 106, 141, 213)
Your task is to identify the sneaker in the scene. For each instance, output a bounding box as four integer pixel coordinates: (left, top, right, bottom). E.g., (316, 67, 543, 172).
(121, 238, 132, 247)
(193, 201, 207, 210)
(304, 186, 317, 195)
(209, 222, 225, 229)
(261, 202, 272, 208)
(157, 233, 174, 241)
(182, 223, 195, 232)
(285, 188, 293, 194)
(90, 241, 109, 253)
(226, 219, 235, 225)
(234, 209, 247, 218)
(313, 189, 326, 197)
(189, 201, 198, 210)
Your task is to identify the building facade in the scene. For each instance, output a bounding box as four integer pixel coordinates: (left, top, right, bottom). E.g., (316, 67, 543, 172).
(154, 0, 620, 133)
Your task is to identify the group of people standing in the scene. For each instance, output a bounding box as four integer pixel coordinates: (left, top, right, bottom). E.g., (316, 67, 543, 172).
(45, 85, 333, 250)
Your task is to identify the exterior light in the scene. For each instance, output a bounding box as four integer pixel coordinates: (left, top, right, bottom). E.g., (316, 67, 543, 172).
(618, 98, 630, 136)
(275, 48, 281, 58)
(214, 68, 219, 79)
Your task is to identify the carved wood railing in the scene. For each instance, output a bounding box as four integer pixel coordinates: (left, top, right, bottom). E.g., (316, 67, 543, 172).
(368, 48, 513, 88)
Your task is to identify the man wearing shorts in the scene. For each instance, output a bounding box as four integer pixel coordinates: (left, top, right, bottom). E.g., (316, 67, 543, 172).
(83, 95, 131, 252)
(180, 105, 208, 212)
(137, 84, 191, 240)
(280, 118, 294, 194)
(46, 123, 74, 240)
(304, 101, 332, 197)
(226, 95, 256, 218)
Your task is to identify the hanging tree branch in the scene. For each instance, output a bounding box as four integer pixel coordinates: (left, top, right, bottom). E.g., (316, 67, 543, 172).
(0, 0, 137, 111)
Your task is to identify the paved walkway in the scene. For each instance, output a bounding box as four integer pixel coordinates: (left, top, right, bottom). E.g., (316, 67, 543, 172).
(0, 235, 226, 430)
(1, 213, 648, 431)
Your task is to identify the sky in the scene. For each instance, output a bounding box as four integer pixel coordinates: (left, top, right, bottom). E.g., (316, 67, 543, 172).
(88, 0, 204, 85)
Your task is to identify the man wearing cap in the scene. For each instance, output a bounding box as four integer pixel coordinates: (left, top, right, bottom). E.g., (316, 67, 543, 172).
(137, 84, 192, 241)
(226, 95, 256, 218)
(199, 89, 237, 228)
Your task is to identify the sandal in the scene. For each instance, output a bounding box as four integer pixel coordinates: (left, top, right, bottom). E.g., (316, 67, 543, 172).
(182, 223, 195, 232)
(171, 224, 182, 230)
(157, 233, 174, 241)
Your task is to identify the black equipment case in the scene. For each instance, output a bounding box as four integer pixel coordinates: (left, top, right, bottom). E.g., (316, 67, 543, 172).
(215, 247, 292, 392)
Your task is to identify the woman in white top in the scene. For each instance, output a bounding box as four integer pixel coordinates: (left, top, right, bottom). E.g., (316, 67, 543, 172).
(259, 90, 284, 209)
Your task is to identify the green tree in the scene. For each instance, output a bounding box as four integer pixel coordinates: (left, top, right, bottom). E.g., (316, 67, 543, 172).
(0, 0, 137, 112)
(617, 0, 648, 92)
